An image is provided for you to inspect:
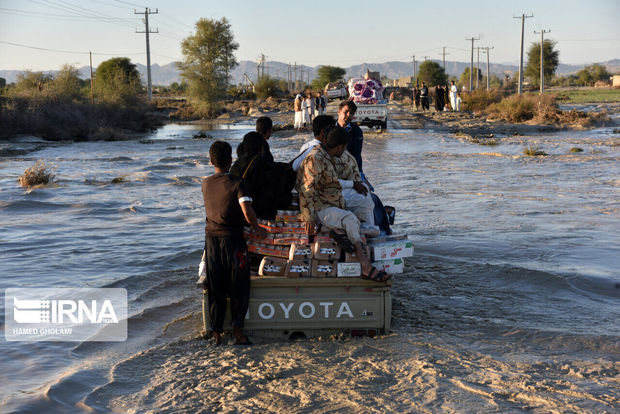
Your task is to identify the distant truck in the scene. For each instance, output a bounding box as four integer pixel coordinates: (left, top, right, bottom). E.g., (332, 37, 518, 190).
(353, 103, 388, 131)
(324, 80, 348, 100)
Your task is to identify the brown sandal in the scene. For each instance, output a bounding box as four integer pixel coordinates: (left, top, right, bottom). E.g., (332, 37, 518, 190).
(362, 266, 391, 282)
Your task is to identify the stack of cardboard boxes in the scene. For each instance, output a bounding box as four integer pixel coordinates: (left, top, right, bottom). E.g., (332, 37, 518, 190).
(248, 210, 414, 279)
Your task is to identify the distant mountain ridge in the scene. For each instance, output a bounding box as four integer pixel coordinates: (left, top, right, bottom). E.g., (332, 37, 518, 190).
(2, 59, 618, 86)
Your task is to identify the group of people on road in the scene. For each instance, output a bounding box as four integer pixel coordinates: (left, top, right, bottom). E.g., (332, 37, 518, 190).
(200, 103, 393, 344)
(294, 91, 327, 130)
(412, 80, 461, 112)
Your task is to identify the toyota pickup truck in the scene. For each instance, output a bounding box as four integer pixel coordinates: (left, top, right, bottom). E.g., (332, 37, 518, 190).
(324, 81, 348, 100)
(353, 103, 388, 131)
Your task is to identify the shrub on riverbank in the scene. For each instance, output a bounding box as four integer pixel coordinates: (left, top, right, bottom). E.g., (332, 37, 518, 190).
(18, 160, 56, 187)
(0, 96, 165, 141)
(462, 89, 504, 113)
(487, 94, 538, 122)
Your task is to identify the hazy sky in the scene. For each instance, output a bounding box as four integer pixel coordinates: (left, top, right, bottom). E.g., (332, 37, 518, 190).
(1, 0, 618, 71)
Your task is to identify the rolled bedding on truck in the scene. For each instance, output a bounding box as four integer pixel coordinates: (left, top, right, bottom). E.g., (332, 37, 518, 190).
(347, 77, 385, 105)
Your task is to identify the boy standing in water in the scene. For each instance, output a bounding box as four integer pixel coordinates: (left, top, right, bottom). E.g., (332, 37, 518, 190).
(201, 141, 266, 345)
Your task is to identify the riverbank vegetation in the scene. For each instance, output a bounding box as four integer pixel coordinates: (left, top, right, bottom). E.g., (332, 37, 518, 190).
(459, 89, 610, 127)
(0, 59, 165, 141)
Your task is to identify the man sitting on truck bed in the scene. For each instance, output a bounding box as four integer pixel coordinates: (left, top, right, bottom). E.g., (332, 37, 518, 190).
(291, 115, 335, 172)
(297, 127, 390, 282)
(337, 99, 393, 236)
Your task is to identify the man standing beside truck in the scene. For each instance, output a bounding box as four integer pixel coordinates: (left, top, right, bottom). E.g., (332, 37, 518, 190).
(337, 100, 364, 175)
(202, 141, 267, 345)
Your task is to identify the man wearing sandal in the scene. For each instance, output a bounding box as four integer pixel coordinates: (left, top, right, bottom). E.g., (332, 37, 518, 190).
(297, 127, 391, 282)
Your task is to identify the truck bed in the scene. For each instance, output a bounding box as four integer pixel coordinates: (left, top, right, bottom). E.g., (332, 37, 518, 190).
(202, 276, 392, 339)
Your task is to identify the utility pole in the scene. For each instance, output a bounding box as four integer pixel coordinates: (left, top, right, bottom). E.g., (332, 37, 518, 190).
(423, 55, 430, 61)
(440, 47, 449, 70)
(89, 51, 94, 104)
(465, 36, 479, 92)
(514, 13, 533, 95)
(475, 47, 482, 90)
(481, 46, 494, 90)
(135, 7, 158, 100)
(294, 62, 297, 91)
(534, 29, 550, 94)
(412, 55, 416, 80)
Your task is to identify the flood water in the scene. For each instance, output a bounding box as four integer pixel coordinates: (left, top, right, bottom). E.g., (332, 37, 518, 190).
(0, 114, 619, 413)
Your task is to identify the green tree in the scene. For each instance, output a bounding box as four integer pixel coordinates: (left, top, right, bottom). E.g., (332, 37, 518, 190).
(50, 64, 84, 102)
(524, 39, 560, 87)
(418, 61, 448, 87)
(12, 71, 53, 96)
(94, 57, 142, 106)
(312, 65, 346, 90)
(170, 81, 187, 94)
(178, 17, 238, 115)
(576, 63, 611, 86)
(459, 67, 483, 90)
(254, 76, 282, 99)
(0, 77, 6, 90)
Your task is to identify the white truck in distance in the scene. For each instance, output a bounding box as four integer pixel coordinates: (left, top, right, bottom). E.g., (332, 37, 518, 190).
(324, 81, 348, 100)
(353, 103, 388, 131)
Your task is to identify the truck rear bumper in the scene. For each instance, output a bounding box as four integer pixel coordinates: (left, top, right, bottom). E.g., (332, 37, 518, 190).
(202, 276, 392, 339)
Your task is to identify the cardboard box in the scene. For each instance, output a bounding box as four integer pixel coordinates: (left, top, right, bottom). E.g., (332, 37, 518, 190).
(311, 260, 337, 278)
(314, 232, 366, 244)
(289, 243, 313, 260)
(369, 236, 414, 261)
(258, 257, 288, 276)
(373, 258, 404, 274)
(285, 259, 312, 278)
(273, 234, 310, 246)
(275, 210, 302, 223)
(337, 262, 361, 277)
(312, 241, 341, 261)
(344, 245, 371, 263)
(314, 232, 334, 243)
(259, 222, 306, 234)
(247, 242, 289, 258)
(245, 231, 308, 246)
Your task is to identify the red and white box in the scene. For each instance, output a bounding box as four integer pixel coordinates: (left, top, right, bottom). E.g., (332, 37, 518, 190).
(369, 235, 414, 261)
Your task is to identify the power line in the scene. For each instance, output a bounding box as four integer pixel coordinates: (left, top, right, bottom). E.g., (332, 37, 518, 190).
(0, 39, 143, 56)
(113, 0, 146, 8)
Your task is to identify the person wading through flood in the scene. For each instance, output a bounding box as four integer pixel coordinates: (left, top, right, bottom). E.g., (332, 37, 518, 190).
(201, 141, 267, 345)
